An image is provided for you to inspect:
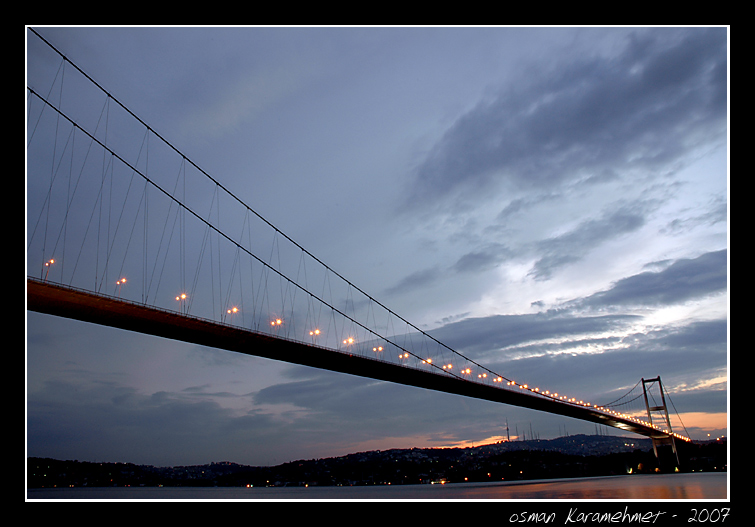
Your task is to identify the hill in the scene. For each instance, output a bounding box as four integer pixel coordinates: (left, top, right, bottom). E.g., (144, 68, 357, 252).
(27, 434, 726, 488)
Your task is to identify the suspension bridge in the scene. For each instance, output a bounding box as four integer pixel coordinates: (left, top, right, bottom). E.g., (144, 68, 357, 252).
(26, 28, 691, 458)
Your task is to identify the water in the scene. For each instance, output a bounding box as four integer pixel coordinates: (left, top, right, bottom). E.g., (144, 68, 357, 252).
(27, 472, 726, 500)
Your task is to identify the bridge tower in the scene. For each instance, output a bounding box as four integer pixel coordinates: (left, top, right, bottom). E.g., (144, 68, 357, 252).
(642, 376, 680, 466)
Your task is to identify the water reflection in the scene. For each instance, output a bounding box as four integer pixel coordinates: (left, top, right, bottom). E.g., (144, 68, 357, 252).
(28, 472, 726, 500)
(435, 473, 726, 500)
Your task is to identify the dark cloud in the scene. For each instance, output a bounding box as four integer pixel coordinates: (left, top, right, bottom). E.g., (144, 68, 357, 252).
(529, 201, 651, 280)
(651, 317, 728, 351)
(481, 317, 727, 408)
(253, 372, 371, 410)
(494, 193, 562, 225)
(408, 27, 727, 206)
(428, 311, 638, 360)
(666, 388, 727, 417)
(452, 243, 513, 274)
(580, 249, 727, 308)
(252, 365, 519, 449)
(388, 249, 725, 364)
(663, 195, 728, 235)
(26, 378, 249, 466)
(384, 265, 443, 295)
(446, 198, 654, 281)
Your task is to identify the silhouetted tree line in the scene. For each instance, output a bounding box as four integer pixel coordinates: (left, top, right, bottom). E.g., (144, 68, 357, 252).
(27, 438, 725, 488)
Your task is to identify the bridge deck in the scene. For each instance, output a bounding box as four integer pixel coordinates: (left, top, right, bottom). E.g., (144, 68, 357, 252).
(27, 277, 674, 440)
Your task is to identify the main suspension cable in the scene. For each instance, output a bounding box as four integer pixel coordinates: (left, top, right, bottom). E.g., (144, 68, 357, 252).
(27, 27, 508, 383)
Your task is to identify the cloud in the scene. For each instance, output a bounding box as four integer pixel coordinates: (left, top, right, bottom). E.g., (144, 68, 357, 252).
(452, 243, 513, 274)
(251, 365, 518, 452)
(663, 195, 728, 235)
(177, 62, 317, 141)
(407, 27, 727, 207)
(529, 201, 652, 280)
(427, 311, 637, 360)
(473, 317, 728, 406)
(384, 265, 443, 295)
(383, 248, 726, 366)
(401, 197, 656, 285)
(27, 377, 248, 466)
(579, 249, 727, 308)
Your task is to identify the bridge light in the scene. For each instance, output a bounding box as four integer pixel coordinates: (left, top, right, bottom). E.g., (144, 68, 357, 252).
(225, 306, 239, 324)
(175, 293, 188, 313)
(116, 277, 127, 297)
(310, 329, 321, 336)
(43, 258, 55, 280)
(343, 337, 354, 345)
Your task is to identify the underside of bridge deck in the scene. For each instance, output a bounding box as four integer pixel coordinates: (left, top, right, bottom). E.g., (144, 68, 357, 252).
(27, 277, 672, 440)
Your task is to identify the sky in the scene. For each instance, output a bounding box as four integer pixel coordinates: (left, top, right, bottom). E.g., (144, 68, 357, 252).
(26, 26, 728, 468)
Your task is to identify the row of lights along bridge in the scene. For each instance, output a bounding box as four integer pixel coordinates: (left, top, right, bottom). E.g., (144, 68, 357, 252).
(38, 260, 690, 443)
